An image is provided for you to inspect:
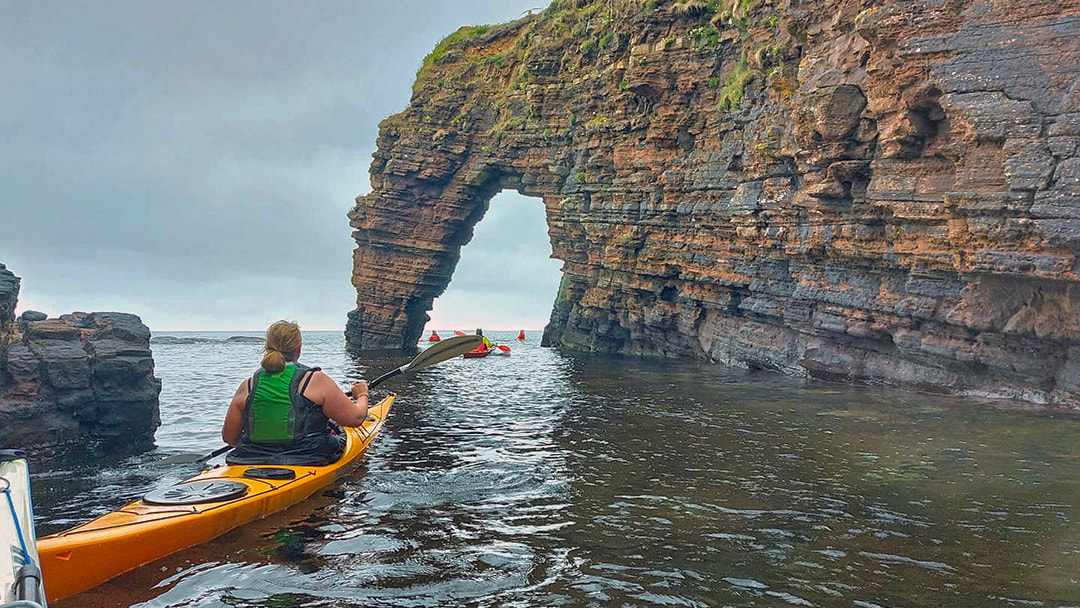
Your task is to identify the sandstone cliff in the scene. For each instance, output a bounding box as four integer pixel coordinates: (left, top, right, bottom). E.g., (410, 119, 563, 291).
(348, 0, 1080, 406)
(0, 265, 162, 451)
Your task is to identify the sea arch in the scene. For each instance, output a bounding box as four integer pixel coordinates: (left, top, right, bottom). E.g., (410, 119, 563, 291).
(347, 154, 580, 350)
(345, 11, 687, 354)
(345, 5, 1080, 406)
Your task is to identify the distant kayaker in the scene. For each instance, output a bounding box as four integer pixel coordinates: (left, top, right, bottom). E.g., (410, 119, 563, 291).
(221, 320, 369, 466)
(517, 329, 525, 340)
(475, 328, 493, 349)
(428, 331, 441, 342)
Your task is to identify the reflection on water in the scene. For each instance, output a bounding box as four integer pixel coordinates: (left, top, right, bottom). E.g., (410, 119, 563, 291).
(30, 331, 1080, 607)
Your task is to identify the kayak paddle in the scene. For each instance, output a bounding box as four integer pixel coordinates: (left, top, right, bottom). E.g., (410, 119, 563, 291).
(368, 334, 483, 388)
(161, 334, 484, 465)
(157, 444, 231, 466)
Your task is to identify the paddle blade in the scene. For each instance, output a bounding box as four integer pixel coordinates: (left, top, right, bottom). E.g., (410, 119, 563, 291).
(157, 452, 207, 465)
(497, 345, 510, 352)
(368, 334, 484, 389)
(406, 334, 484, 371)
(158, 445, 232, 465)
(454, 331, 466, 336)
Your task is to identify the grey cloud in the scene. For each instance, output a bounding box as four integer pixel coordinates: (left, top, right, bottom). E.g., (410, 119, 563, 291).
(1, 0, 558, 331)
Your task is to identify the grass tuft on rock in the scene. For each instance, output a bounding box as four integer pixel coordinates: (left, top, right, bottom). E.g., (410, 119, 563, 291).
(717, 52, 759, 111)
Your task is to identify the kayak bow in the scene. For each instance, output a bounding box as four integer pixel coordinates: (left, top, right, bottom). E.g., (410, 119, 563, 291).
(2, 449, 46, 607)
(37, 394, 395, 603)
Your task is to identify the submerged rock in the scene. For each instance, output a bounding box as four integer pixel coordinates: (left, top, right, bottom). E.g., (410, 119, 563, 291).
(225, 335, 263, 344)
(0, 265, 162, 453)
(150, 335, 214, 345)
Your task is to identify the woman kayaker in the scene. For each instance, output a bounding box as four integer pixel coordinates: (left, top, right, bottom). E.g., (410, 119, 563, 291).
(221, 320, 368, 466)
(475, 328, 493, 349)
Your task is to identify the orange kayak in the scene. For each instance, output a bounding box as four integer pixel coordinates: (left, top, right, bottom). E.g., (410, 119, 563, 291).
(37, 394, 395, 602)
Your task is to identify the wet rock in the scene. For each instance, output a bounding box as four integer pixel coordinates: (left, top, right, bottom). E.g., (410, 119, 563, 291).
(0, 266, 162, 452)
(347, 1, 1080, 407)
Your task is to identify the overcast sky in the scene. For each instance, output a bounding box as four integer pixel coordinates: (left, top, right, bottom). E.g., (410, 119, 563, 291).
(0, 0, 561, 332)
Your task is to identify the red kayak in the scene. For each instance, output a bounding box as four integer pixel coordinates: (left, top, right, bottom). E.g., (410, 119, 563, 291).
(463, 346, 490, 358)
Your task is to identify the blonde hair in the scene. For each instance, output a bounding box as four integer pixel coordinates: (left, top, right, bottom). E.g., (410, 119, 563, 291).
(261, 320, 301, 374)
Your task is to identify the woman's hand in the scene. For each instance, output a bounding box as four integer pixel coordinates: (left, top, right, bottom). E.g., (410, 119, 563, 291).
(351, 381, 369, 400)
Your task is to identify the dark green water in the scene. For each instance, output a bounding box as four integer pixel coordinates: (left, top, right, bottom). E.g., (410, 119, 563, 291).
(30, 331, 1080, 606)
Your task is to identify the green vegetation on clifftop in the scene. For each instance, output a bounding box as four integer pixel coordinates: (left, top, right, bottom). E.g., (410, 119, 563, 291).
(421, 25, 491, 72)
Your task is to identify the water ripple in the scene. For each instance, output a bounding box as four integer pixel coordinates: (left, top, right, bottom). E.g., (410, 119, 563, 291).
(28, 331, 1080, 607)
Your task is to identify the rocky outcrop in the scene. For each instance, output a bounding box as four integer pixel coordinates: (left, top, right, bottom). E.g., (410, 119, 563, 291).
(0, 264, 18, 376)
(0, 265, 162, 451)
(347, 0, 1080, 407)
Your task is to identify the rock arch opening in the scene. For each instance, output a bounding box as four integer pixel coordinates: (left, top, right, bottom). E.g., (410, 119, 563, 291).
(346, 155, 570, 352)
(426, 190, 562, 337)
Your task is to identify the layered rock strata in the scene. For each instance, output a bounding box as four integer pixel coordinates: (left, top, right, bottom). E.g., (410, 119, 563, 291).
(0, 266, 162, 450)
(0, 264, 18, 373)
(348, 0, 1080, 406)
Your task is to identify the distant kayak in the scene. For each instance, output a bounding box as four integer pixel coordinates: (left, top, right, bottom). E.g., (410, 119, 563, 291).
(1, 450, 47, 607)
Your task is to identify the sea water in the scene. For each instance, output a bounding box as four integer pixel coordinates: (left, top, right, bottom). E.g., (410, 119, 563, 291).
(30, 330, 1080, 607)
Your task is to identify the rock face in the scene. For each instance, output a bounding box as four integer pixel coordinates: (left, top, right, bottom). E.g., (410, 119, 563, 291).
(348, 0, 1080, 406)
(0, 265, 162, 451)
(0, 264, 18, 374)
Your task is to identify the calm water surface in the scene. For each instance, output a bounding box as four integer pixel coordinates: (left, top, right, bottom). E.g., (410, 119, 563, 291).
(30, 331, 1080, 607)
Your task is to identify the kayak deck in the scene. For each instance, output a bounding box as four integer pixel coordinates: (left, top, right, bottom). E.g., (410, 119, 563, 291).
(37, 393, 395, 603)
(2, 451, 46, 606)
